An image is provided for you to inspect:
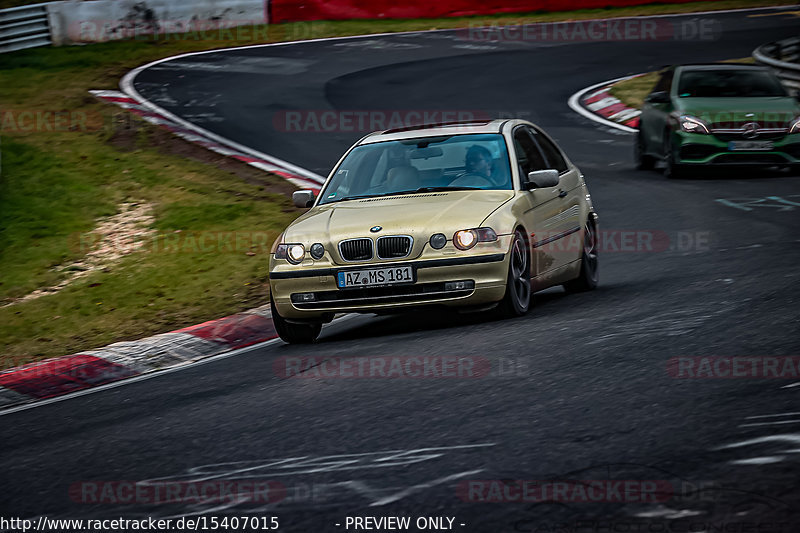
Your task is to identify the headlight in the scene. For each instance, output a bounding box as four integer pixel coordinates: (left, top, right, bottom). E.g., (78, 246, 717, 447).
(677, 115, 710, 134)
(454, 230, 477, 250)
(275, 243, 305, 264)
(453, 227, 498, 250)
(790, 116, 800, 134)
(288, 244, 305, 263)
(310, 243, 325, 260)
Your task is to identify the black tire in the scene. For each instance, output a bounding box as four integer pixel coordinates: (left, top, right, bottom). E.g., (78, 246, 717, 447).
(663, 134, 686, 179)
(635, 129, 656, 170)
(270, 297, 322, 344)
(563, 220, 599, 293)
(496, 229, 532, 317)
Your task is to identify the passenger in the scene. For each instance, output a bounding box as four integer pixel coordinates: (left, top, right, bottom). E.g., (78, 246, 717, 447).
(386, 165, 420, 192)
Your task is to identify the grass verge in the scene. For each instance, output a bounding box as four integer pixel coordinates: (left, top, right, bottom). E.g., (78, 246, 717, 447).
(0, 1, 793, 369)
(0, 123, 299, 369)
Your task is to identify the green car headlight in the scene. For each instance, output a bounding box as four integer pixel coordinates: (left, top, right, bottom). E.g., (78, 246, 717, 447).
(678, 115, 710, 135)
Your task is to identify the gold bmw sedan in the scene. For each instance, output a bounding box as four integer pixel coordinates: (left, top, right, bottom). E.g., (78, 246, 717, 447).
(269, 119, 598, 343)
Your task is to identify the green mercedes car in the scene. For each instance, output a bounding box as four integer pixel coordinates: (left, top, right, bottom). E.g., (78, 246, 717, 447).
(636, 64, 800, 178)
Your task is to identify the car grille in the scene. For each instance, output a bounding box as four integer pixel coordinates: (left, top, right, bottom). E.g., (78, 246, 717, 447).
(710, 122, 789, 142)
(712, 131, 787, 142)
(339, 238, 373, 261)
(377, 236, 412, 259)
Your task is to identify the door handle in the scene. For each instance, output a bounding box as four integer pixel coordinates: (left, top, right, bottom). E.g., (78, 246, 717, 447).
(558, 189, 567, 198)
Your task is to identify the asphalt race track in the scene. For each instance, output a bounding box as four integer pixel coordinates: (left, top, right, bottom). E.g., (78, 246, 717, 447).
(3, 7, 800, 533)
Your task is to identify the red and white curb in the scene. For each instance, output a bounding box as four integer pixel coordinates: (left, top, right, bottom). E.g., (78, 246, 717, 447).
(568, 75, 643, 133)
(0, 305, 277, 409)
(89, 89, 324, 193)
(1, 55, 331, 411)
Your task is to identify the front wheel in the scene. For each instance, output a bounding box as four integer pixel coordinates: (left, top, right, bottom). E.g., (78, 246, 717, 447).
(563, 220, 598, 293)
(635, 129, 656, 170)
(270, 296, 322, 344)
(496, 229, 532, 317)
(663, 135, 687, 179)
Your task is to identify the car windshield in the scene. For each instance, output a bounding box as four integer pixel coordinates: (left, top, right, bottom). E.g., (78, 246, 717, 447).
(677, 69, 788, 98)
(318, 133, 513, 205)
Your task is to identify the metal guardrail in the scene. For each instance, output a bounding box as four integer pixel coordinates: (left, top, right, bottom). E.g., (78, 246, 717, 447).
(0, 2, 52, 54)
(753, 36, 800, 94)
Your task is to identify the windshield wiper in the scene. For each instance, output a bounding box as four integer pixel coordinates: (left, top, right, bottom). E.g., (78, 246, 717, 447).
(409, 186, 482, 193)
(337, 194, 377, 202)
(337, 191, 412, 202)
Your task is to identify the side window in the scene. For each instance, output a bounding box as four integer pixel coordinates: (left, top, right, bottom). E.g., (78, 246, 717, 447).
(531, 131, 569, 173)
(513, 128, 547, 179)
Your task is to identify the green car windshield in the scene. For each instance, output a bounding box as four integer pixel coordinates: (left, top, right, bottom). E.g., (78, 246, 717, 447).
(319, 133, 512, 205)
(677, 69, 788, 98)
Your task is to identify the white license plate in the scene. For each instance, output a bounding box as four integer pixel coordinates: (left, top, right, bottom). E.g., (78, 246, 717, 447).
(337, 266, 414, 288)
(728, 141, 774, 151)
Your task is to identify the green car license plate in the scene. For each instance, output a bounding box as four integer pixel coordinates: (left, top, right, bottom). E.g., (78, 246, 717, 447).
(728, 141, 774, 151)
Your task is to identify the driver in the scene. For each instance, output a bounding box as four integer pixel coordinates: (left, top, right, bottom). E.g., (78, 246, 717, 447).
(450, 145, 494, 187)
(464, 145, 492, 179)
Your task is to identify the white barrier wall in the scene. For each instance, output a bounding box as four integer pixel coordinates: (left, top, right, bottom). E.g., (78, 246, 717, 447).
(47, 0, 267, 45)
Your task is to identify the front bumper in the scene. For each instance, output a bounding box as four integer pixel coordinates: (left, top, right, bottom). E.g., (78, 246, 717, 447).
(673, 131, 800, 166)
(269, 252, 510, 319)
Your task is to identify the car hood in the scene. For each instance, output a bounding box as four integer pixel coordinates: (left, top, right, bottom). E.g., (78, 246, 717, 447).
(674, 97, 799, 125)
(285, 190, 515, 248)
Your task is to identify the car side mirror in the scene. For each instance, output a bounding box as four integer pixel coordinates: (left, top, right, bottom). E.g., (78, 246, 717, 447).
(526, 169, 559, 189)
(646, 91, 670, 104)
(292, 190, 315, 208)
